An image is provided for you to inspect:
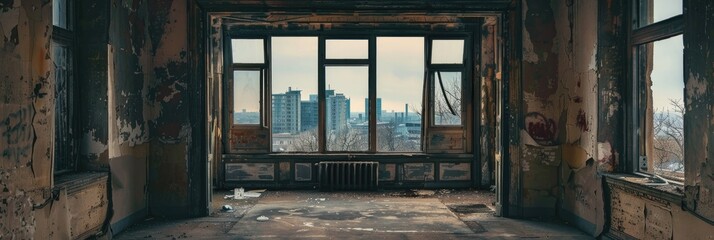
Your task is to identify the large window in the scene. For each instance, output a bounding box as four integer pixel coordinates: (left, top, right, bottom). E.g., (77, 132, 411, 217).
(631, 0, 684, 181)
(226, 34, 471, 154)
(53, 0, 75, 174)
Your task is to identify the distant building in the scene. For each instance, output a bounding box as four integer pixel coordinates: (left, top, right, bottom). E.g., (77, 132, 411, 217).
(272, 88, 301, 134)
(327, 92, 349, 131)
(300, 100, 318, 131)
(364, 98, 382, 121)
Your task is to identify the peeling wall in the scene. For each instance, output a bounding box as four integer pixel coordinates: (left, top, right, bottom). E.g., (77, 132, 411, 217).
(107, 0, 152, 229)
(0, 0, 54, 238)
(683, 0, 714, 226)
(514, 0, 714, 238)
(517, 0, 602, 235)
(146, 0, 193, 217)
(107, 0, 194, 220)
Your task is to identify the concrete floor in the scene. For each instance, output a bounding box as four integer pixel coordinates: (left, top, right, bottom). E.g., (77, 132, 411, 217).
(115, 190, 592, 239)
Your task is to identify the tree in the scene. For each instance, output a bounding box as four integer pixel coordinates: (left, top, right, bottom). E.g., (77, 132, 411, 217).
(652, 98, 685, 177)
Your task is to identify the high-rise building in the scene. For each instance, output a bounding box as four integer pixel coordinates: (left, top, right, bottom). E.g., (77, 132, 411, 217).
(364, 98, 382, 122)
(272, 88, 301, 134)
(327, 93, 349, 131)
(300, 100, 318, 131)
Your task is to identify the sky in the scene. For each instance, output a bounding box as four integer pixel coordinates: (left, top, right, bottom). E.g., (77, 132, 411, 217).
(269, 37, 428, 113)
(650, 0, 684, 112)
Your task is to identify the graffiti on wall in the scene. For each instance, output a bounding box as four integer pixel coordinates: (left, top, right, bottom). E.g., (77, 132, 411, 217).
(1, 104, 34, 165)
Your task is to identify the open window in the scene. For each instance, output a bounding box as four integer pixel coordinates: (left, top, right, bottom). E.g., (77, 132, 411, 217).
(224, 37, 271, 153)
(425, 38, 470, 153)
(631, 0, 684, 181)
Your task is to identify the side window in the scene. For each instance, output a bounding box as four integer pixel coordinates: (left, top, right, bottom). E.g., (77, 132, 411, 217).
(53, 0, 75, 174)
(230, 39, 266, 126)
(429, 39, 465, 127)
(632, 0, 684, 180)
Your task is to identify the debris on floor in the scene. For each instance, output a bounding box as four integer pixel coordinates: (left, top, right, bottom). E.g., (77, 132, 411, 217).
(224, 188, 265, 199)
(222, 205, 235, 213)
(256, 216, 269, 222)
(413, 189, 435, 196)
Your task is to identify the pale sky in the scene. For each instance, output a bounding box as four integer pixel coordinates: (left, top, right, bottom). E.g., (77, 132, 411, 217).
(650, 0, 684, 112)
(270, 36, 428, 113)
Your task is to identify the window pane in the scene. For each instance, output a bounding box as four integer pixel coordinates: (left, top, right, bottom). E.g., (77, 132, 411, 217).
(271, 37, 318, 152)
(233, 70, 261, 124)
(326, 40, 368, 59)
(433, 71, 462, 126)
(53, 0, 68, 29)
(377, 37, 424, 152)
(232, 39, 264, 63)
(642, 35, 684, 179)
(326, 66, 369, 151)
(431, 40, 464, 64)
(53, 42, 73, 173)
(637, 0, 682, 28)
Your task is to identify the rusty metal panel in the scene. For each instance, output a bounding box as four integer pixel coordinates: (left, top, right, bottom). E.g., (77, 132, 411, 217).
(427, 131, 464, 152)
(402, 163, 434, 181)
(279, 161, 291, 181)
(295, 162, 313, 181)
(229, 128, 270, 152)
(379, 164, 396, 181)
(439, 163, 471, 181)
(225, 163, 275, 181)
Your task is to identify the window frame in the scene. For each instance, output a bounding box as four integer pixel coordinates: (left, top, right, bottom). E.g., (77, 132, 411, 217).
(225, 36, 270, 128)
(628, 0, 685, 180)
(223, 30, 474, 154)
(52, 0, 77, 175)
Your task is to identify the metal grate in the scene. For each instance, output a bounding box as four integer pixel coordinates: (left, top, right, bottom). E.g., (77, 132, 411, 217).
(318, 161, 378, 191)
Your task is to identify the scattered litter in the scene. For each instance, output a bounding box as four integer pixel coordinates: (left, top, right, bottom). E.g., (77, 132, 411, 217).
(256, 216, 269, 222)
(437, 189, 452, 195)
(244, 192, 261, 198)
(413, 189, 435, 196)
(316, 198, 326, 201)
(225, 188, 265, 199)
(234, 188, 245, 199)
(222, 205, 235, 212)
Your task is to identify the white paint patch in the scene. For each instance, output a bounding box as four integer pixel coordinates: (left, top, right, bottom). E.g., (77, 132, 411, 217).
(685, 71, 707, 109)
(81, 130, 108, 155)
(596, 142, 614, 171)
(522, 29, 540, 64)
(115, 119, 148, 146)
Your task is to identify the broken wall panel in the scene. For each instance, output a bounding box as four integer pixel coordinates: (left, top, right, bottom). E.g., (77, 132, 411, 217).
(402, 163, 435, 181)
(439, 163, 471, 181)
(225, 163, 275, 181)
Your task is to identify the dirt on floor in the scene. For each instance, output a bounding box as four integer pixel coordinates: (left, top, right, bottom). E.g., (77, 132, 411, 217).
(116, 189, 589, 239)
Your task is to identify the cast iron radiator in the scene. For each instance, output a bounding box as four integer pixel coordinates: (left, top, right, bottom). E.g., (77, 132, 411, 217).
(318, 161, 379, 191)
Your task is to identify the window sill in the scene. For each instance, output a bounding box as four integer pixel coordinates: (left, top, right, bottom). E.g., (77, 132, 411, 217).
(603, 173, 684, 206)
(55, 171, 109, 195)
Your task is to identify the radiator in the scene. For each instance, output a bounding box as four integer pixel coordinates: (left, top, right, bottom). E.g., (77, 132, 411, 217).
(318, 161, 379, 191)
